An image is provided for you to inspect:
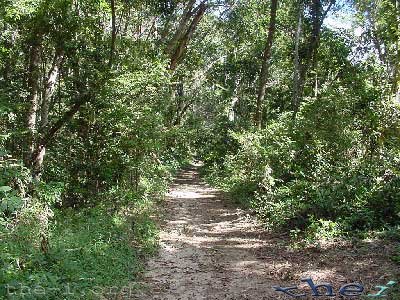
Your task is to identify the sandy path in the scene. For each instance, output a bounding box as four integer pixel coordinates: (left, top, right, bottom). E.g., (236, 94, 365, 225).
(132, 164, 399, 300)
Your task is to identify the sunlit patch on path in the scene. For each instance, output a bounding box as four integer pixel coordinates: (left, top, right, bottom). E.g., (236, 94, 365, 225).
(131, 164, 399, 300)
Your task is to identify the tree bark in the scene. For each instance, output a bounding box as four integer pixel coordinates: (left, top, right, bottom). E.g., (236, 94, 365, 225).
(1, 24, 11, 82)
(255, 0, 278, 129)
(30, 93, 90, 174)
(165, 0, 197, 56)
(292, 0, 335, 117)
(292, 0, 303, 117)
(26, 36, 42, 165)
(229, 76, 240, 122)
(395, 0, 400, 103)
(109, 0, 117, 68)
(169, 2, 207, 71)
(30, 49, 65, 177)
(297, 0, 322, 101)
(41, 48, 64, 130)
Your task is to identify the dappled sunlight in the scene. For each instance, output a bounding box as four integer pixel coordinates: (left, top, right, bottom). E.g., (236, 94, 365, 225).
(296, 269, 340, 283)
(162, 243, 179, 254)
(134, 165, 400, 299)
(167, 220, 189, 225)
(3, 0, 399, 298)
(166, 190, 218, 199)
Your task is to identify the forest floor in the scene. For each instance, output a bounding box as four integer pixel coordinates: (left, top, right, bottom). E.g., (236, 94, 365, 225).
(129, 163, 399, 300)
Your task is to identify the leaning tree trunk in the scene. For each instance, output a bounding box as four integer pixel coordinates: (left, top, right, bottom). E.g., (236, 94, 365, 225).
(169, 2, 207, 71)
(165, 0, 197, 56)
(255, 0, 278, 129)
(167, 2, 207, 126)
(30, 93, 90, 172)
(41, 49, 64, 131)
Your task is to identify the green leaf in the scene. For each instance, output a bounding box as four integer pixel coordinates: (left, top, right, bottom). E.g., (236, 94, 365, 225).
(0, 186, 12, 193)
(7, 196, 22, 211)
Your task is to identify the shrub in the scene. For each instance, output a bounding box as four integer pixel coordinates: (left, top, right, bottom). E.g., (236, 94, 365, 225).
(201, 91, 400, 238)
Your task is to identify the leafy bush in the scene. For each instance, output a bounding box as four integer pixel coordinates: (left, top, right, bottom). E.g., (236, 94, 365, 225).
(0, 144, 176, 299)
(201, 91, 400, 238)
(0, 195, 160, 299)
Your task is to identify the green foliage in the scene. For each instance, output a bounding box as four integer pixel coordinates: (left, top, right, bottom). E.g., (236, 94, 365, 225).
(201, 88, 400, 237)
(0, 154, 30, 217)
(0, 0, 198, 296)
(1, 0, 399, 295)
(0, 193, 161, 299)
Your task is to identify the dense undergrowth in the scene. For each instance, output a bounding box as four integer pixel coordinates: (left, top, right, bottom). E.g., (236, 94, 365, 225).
(199, 92, 400, 242)
(0, 1, 196, 295)
(0, 67, 194, 298)
(1, 205, 155, 299)
(0, 155, 185, 299)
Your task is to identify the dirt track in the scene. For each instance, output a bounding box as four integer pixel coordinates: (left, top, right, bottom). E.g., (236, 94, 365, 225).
(132, 163, 399, 300)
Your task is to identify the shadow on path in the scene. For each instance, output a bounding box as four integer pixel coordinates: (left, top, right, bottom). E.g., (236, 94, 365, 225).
(130, 163, 399, 300)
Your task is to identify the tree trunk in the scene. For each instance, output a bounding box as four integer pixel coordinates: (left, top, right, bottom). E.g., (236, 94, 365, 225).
(255, 0, 278, 129)
(41, 49, 64, 130)
(292, 0, 303, 117)
(174, 82, 184, 125)
(298, 0, 322, 95)
(26, 36, 42, 166)
(292, 0, 334, 117)
(165, 0, 197, 56)
(170, 2, 207, 71)
(164, 2, 207, 127)
(31, 49, 65, 177)
(1, 24, 11, 83)
(394, 0, 400, 103)
(229, 76, 240, 122)
(109, 0, 117, 68)
(30, 93, 90, 176)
